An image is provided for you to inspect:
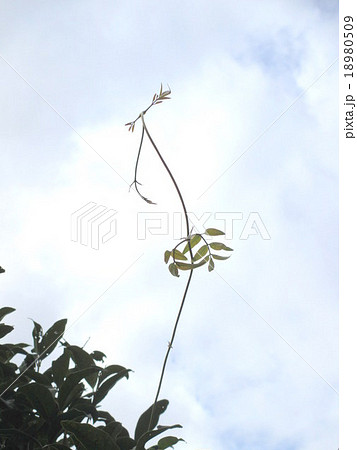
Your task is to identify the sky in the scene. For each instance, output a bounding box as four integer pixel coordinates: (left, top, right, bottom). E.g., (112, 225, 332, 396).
(0, 1, 338, 449)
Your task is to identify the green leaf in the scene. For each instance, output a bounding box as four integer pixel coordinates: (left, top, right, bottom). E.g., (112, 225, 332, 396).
(52, 351, 70, 388)
(44, 445, 72, 450)
(91, 350, 106, 362)
(117, 436, 137, 450)
(211, 254, 231, 260)
(40, 319, 67, 359)
(208, 258, 215, 272)
(59, 399, 98, 423)
(168, 263, 179, 277)
(158, 436, 185, 449)
(31, 319, 43, 354)
(164, 250, 172, 264)
(97, 410, 116, 424)
(58, 367, 101, 410)
(182, 234, 201, 254)
(0, 342, 28, 361)
(61, 420, 121, 450)
(193, 245, 208, 262)
(68, 345, 97, 388)
(93, 371, 130, 405)
(25, 368, 52, 386)
(98, 364, 130, 388)
(0, 307, 15, 321)
(205, 228, 225, 236)
(135, 399, 169, 441)
(172, 249, 188, 261)
(0, 324, 14, 339)
(102, 421, 124, 440)
(136, 424, 183, 450)
(18, 382, 59, 419)
(176, 258, 208, 271)
(0, 429, 43, 447)
(209, 242, 233, 251)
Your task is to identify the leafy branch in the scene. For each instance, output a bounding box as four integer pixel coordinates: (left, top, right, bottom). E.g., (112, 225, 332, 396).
(126, 84, 233, 438)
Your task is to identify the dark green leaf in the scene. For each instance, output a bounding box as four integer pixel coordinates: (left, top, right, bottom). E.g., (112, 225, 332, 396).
(40, 319, 67, 359)
(158, 436, 185, 449)
(31, 319, 43, 354)
(98, 364, 130, 388)
(117, 436, 137, 450)
(59, 402, 95, 423)
(18, 382, 59, 419)
(61, 420, 121, 450)
(44, 444, 73, 449)
(96, 410, 116, 424)
(0, 307, 15, 321)
(58, 367, 101, 410)
(102, 421, 124, 440)
(0, 429, 43, 447)
(52, 351, 70, 388)
(164, 250, 172, 264)
(172, 249, 188, 261)
(25, 368, 52, 386)
(205, 228, 225, 236)
(0, 324, 14, 339)
(68, 345, 97, 388)
(168, 263, 179, 277)
(135, 399, 169, 441)
(91, 350, 107, 362)
(93, 371, 130, 405)
(136, 424, 183, 450)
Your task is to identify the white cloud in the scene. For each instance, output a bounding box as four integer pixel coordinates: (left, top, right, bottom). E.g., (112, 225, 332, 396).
(0, 1, 338, 448)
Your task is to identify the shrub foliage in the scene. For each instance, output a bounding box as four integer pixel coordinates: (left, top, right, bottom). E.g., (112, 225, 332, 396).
(0, 307, 183, 450)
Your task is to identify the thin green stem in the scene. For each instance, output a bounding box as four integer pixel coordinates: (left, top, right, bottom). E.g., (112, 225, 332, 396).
(139, 113, 194, 432)
(140, 113, 190, 237)
(129, 126, 156, 204)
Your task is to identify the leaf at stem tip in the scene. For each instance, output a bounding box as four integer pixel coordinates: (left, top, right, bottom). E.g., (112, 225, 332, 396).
(164, 250, 172, 264)
(205, 228, 225, 236)
(169, 263, 179, 277)
(208, 257, 215, 272)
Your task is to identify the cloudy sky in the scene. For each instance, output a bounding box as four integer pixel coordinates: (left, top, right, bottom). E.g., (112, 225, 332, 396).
(0, 1, 338, 449)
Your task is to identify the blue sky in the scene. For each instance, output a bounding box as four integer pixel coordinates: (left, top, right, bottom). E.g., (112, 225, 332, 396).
(0, 1, 338, 449)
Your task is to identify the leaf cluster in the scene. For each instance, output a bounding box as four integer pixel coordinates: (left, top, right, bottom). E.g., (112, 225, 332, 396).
(164, 228, 233, 277)
(125, 84, 171, 133)
(0, 307, 182, 450)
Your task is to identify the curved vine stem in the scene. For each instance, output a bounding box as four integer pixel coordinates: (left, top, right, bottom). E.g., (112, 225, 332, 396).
(129, 126, 156, 204)
(138, 112, 194, 432)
